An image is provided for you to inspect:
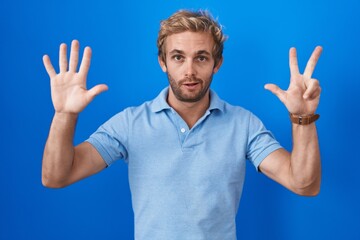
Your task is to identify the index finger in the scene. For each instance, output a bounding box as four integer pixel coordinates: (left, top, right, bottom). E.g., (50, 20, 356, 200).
(79, 46, 92, 76)
(289, 47, 300, 77)
(303, 46, 323, 78)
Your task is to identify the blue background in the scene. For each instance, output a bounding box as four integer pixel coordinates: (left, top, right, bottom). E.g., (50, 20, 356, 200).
(1, 0, 359, 239)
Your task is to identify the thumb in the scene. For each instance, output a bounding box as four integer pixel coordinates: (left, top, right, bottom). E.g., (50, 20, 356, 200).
(87, 84, 109, 101)
(264, 83, 286, 103)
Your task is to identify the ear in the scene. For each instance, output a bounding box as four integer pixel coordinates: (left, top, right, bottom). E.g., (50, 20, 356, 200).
(213, 57, 223, 74)
(158, 56, 167, 72)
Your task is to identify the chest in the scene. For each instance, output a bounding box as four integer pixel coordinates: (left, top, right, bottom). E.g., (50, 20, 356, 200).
(126, 111, 249, 188)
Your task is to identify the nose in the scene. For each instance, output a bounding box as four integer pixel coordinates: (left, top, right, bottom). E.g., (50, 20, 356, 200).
(184, 59, 196, 78)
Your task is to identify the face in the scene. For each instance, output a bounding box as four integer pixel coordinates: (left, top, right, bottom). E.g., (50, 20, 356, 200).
(159, 31, 222, 103)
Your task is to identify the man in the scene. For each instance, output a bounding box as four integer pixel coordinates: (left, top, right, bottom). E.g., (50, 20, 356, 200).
(42, 10, 322, 240)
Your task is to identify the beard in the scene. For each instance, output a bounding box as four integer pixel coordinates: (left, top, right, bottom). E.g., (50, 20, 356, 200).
(167, 73, 213, 103)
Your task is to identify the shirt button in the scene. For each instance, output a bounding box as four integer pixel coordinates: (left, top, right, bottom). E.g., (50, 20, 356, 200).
(180, 128, 186, 133)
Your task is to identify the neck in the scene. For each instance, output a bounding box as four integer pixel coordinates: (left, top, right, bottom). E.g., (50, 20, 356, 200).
(167, 90, 210, 129)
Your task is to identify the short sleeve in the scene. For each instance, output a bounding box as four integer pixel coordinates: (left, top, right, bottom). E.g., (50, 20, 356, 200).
(86, 110, 129, 166)
(246, 113, 283, 171)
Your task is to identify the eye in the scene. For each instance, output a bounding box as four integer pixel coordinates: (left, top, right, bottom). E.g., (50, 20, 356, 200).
(172, 55, 184, 62)
(197, 56, 208, 62)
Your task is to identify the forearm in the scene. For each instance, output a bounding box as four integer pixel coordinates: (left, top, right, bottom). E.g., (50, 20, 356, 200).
(42, 112, 78, 188)
(290, 123, 321, 195)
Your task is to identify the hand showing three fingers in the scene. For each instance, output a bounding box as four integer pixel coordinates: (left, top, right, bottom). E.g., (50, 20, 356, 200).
(43, 40, 108, 114)
(265, 46, 323, 115)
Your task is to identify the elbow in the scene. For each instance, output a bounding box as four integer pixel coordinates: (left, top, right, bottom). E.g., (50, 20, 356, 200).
(295, 186, 320, 197)
(42, 173, 67, 189)
(41, 161, 71, 188)
(291, 177, 321, 197)
(42, 181, 64, 189)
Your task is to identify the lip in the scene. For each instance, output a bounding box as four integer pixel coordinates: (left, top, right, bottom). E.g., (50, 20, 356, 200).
(183, 82, 199, 86)
(182, 82, 200, 90)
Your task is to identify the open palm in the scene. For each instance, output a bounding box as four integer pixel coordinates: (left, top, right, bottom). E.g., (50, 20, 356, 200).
(43, 40, 108, 114)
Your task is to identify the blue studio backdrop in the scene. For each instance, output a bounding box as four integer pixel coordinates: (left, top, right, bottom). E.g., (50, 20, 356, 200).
(1, 0, 359, 239)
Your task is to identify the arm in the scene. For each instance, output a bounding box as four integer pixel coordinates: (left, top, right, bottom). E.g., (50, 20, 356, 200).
(42, 40, 108, 188)
(260, 46, 323, 196)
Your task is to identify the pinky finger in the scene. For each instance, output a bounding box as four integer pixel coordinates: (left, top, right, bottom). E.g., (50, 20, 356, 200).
(303, 79, 320, 99)
(305, 87, 321, 100)
(43, 55, 56, 78)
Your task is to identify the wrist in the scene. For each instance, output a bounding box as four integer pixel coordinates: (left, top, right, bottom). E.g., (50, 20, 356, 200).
(290, 113, 320, 125)
(54, 112, 79, 123)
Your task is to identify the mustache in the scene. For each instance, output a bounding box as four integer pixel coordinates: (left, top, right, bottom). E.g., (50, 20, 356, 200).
(179, 77, 203, 84)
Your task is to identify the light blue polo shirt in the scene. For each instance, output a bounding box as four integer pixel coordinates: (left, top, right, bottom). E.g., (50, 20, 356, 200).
(87, 87, 282, 240)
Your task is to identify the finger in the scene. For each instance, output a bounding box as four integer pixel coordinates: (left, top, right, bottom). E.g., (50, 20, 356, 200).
(79, 46, 92, 76)
(303, 46, 323, 78)
(307, 87, 321, 100)
(289, 47, 300, 77)
(304, 87, 321, 100)
(69, 40, 80, 72)
(87, 84, 109, 101)
(43, 55, 56, 78)
(59, 43, 68, 72)
(264, 83, 286, 103)
(303, 79, 321, 99)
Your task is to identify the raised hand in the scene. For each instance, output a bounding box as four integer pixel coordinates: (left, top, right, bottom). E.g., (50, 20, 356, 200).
(265, 46, 323, 115)
(43, 40, 108, 114)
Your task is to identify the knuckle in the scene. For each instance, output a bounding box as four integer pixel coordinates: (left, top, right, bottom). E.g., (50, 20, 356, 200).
(312, 78, 320, 85)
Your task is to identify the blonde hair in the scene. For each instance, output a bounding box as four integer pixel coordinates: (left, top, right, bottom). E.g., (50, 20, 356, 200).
(157, 10, 227, 66)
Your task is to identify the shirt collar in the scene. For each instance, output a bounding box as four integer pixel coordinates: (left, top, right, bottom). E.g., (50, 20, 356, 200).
(150, 88, 171, 113)
(150, 87, 225, 113)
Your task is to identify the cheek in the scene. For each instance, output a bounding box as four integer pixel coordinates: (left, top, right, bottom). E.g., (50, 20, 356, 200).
(166, 65, 181, 77)
(202, 66, 216, 78)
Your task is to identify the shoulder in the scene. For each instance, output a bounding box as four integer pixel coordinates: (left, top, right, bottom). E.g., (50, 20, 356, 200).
(105, 90, 166, 126)
(120, 88, 169, 117)
(218, 98, 257, 121)
(107, 100, 154, 124)
(210, 90, 252, 116)
(211, 92, 265, 129)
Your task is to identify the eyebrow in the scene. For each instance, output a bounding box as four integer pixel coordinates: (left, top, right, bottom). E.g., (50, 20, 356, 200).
(169, 49, 185, 55)
(196, 50, 211, 56)
(168, 49, 211, 55)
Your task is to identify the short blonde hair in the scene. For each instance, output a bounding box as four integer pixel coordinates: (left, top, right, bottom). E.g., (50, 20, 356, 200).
(157, 10, 227, 66)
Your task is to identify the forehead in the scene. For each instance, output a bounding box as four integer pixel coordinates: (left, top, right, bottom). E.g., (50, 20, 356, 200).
(165, 31, 214, 54)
